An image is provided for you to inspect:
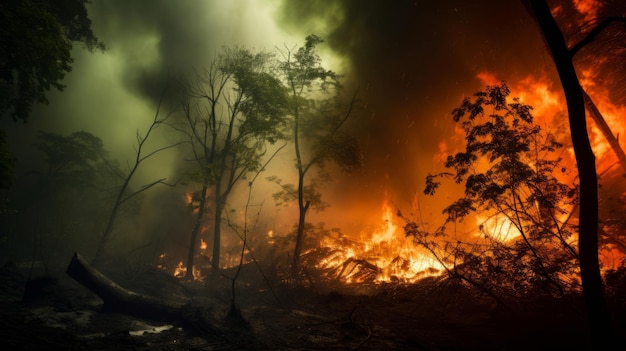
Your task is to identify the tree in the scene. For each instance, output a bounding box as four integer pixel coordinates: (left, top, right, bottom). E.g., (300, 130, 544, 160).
(174, 47, 286, 279)
(275, 35, 362, 278)
(92, 86, 180, 265)
(413, 82, 578, 303)
(0, 0, 105, 123)
(0, 0, 105, 207)
(20, 130, 116, 273)
(525, 0, 623, 346)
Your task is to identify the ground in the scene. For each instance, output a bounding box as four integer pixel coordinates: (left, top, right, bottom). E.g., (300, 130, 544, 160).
(0, 259, 623, 350)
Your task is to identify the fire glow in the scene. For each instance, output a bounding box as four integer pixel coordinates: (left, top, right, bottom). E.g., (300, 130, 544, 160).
(311, 198, 445, 284)
(162, 64, 625, 285)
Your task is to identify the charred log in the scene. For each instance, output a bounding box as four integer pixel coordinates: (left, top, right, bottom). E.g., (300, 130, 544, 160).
(66, 252, 190, 322)
(64, 252, 270, 349)
(66, 251, 225, 340)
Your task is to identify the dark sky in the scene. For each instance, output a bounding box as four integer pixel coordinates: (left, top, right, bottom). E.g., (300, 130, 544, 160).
(3, 0, 567, 239)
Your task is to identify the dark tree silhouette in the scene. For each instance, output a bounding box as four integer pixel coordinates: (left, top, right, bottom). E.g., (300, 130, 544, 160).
(276, 35, 361, 279)
(0, 0, 105, 122)
(0, 0, 104, 204)
(526, 0, 620, 346)
(414, 82, 578, 305)
(93, 86, 179, 265)
(174, 47, 286, 279)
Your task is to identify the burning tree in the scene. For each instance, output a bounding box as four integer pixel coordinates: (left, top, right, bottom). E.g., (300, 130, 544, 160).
(408, 82, 580, 303)
(274, 35, 362, 279)
(173, 47, 286, 279)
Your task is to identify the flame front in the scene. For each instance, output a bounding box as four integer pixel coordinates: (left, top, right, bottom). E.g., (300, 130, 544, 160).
(313, 197, 444, 284)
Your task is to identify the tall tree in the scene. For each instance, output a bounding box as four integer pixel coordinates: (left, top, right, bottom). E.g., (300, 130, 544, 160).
(276, 35, 361, 278)
(525, 0, 623, 346)
(0, 0, 105, 204)
(174, 47, 286, 279)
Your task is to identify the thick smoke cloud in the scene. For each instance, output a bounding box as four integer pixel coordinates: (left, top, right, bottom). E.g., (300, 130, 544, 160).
(274, 0, 552, 226)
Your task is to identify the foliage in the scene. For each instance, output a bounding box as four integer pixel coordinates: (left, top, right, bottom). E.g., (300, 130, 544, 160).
(0, 0, 105, 122)
(409, 82, 580, 301)
(175, 46, 287, 274)
(267, 175, 329, 213)
(9, 131, 121, 272)
(33, 130, 105, 187)
(275, 35, 362, 276)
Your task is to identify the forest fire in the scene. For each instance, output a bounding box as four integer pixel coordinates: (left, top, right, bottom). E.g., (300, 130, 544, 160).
(155, 63, 625, 287)
(309, 198, 444, 284)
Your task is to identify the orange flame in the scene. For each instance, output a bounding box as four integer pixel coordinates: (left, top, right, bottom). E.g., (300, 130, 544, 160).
(470, 70, 626, 268)
(315, 197, 444, 283)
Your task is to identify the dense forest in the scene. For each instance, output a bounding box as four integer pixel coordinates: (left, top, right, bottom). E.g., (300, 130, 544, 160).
(1, 0, 625, 349)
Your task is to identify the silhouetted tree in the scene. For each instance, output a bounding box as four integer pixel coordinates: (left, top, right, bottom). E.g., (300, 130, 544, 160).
(0, 0, 105, 122)
(93, 86, 179, 265)
(411, 82, 578, 303)
(174, 47, 286, 279)
(275, 35, 362, 279)
(526, 0, 623, 346)
(23, 131, 115, 273)
(0, 0, 104, 207)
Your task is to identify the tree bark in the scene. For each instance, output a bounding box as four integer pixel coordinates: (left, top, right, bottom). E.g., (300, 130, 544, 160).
(527, 0, 614, 347)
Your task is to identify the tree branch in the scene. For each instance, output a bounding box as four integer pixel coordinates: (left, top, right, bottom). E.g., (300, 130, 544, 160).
(570, 17, 626, 57)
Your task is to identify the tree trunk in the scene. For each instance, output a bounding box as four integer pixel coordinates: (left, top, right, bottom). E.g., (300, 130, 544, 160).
(292, 98, 305, 279)
(186, 182, 209, 280)
(528, 0, 613, 347)
(293, 170, 309, 279)
(212, 198, 223, 270)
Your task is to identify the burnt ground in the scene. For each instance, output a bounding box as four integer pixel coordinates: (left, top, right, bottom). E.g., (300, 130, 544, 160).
(0, 259, 624, 351)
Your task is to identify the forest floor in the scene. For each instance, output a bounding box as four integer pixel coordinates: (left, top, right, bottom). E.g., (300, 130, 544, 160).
(0, 258, 624, 350)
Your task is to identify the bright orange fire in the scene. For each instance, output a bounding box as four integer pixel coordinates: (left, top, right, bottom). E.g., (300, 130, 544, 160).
(172, 260, 204, 280)
(314, 197, 445, 284)
(468, 69, 626, 267)
(163, 55, 625, 283)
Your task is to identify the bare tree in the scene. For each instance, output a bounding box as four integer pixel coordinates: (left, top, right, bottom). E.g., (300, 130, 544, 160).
(275, 35, 362, 279)
(173, 47, 286, 279)
(93, 86, 180, 265)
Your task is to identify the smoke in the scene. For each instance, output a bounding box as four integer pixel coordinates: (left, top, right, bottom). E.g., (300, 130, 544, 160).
(1, 0, 570, 263)
(273, 0, 554, 228)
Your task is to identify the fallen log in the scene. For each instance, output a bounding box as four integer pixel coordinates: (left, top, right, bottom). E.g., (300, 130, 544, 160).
(66, 252, 189, 322)
(66, 252, 272, 348)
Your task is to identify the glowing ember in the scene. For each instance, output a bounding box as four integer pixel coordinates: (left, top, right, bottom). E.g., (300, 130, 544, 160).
(173, 260, 185, 278)
(172, 260, 204, 280)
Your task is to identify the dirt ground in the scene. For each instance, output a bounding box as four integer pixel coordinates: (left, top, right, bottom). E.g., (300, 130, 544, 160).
(0, 259, 623, 350)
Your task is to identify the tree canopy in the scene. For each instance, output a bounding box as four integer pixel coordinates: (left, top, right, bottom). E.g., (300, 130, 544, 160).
(0, 0, 105, 123)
